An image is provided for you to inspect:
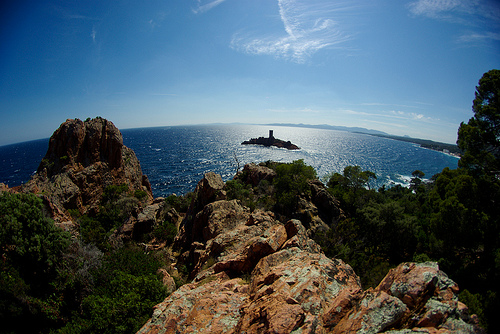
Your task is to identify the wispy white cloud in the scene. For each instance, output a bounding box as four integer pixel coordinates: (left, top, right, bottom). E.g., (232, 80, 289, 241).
(408, 0, 500, 21)
(344, 108, 439, 123)
(361, 119, 410, 129)
(231, 0, 352, 63)
(408, 0, 470, 19)
(148, 11, 168, 29)
(408, 0, 500, 47)
(360, 102, 422, 109)
(91, 26, 97, 43)
(193, 0, 227, 14)
(458, 31, 500, 42)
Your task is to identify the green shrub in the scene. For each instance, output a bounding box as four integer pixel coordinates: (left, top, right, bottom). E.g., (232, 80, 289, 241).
(0, 192, 72, 333)
(165, 193, 193, 212)
(153, 220, 177, 244)
(102, 184, 129, 203)
(272, 159, 316, 212)
(59, 245, 167, 334)
(134, 189, 147, 200)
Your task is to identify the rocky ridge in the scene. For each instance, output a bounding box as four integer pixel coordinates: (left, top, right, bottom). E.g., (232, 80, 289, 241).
(20, 118, 153, 229)
(138, 169, 483, 333)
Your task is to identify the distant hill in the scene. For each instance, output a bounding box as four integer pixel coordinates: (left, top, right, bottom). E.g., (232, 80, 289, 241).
(265, 123, 388, 135)
(362, 133, 461, 155)
(264, 123, 461, 155)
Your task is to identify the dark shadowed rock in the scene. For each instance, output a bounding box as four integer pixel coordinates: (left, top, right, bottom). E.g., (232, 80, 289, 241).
(309, 179, 346, 226)
(241, 131, 300, 150)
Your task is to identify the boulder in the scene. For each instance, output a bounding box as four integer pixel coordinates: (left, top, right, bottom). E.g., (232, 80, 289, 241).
(236, 163, 277, 186)
(333, 289, 409, 333)
(196, 199, 251, 241)
(137, 272, 249, 334)
(373, 262, 483, 332)
(239, 248, 362, 333)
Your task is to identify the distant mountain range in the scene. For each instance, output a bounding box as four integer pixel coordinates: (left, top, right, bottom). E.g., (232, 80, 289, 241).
(265, 123, 388, 135)
(264, 123, 461, 155)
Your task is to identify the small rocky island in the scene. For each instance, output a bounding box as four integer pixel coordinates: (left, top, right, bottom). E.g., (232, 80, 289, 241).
(242, 130, 299, 150)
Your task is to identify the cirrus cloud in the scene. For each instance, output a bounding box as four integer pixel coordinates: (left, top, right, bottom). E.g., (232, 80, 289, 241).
(231, 0, 352, 63)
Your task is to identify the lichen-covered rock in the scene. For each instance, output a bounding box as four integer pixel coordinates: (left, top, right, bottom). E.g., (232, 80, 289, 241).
(190, 208, 285, 280)
(197, 199, 251, 241)
(138, 171, 484, 334)
(282, 219, 323, 253)
(332, 289, 408, 333)
(137, 272, 249, 334)
(239, 248, 361, 333)
(376, 262, 454, 309)
(374, 262, 485, 333)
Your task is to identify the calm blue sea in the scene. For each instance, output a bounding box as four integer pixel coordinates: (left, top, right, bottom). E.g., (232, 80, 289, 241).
(0, 124, 459, 197)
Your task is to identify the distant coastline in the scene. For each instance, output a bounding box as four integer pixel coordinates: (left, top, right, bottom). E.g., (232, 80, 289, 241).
(265, 123, 461, 156)
(359, 133, 461, 156)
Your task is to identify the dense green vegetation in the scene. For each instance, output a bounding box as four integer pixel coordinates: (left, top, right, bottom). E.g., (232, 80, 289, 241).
(316, 165, 499, 330)
(0, 188, 170, 334)
(0, 192, 71, 333)
(226, 159, 317, 214)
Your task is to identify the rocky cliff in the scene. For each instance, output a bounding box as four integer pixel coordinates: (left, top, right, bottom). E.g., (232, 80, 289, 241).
(2, 118, 484, 333)
(138, 170, 483, 334)
(21, 117, 153, 227)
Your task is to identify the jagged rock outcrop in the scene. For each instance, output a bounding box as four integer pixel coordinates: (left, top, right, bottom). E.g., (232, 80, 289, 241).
(22, 118, 153, 226)
(111, 198, 182, 246)
(138, 171, 483, 334)
(174, 172, 226, 250)
(293, 179, 346, 235)
(236, 163, 277, 187)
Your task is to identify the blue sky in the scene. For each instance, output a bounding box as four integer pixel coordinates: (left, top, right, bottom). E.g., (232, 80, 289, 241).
(1, 0, 499, 146)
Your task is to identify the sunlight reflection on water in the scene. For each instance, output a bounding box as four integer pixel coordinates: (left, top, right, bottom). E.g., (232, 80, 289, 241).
(121, 124, 458, 197)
